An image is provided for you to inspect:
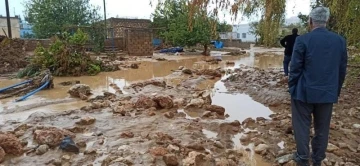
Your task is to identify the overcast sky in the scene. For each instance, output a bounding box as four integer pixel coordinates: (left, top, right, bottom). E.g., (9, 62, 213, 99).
(0, 0, 310, 23)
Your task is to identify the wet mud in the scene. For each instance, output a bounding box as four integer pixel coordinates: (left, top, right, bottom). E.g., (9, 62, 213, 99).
(3, 47, 356, 165)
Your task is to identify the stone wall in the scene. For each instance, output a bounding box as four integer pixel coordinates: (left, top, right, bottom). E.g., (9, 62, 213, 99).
(105, 38, 125, 50)
(108, 18, 151, 38)
(221, 39, 253, 49)
(125, 28, 153, 56)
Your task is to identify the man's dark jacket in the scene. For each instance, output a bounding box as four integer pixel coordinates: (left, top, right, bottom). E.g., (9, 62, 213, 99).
(280, 34, 299, 56)
(289, 28, 348, 103)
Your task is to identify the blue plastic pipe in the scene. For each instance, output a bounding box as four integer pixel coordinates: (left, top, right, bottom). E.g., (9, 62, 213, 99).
(15, 80, 50, 102)
(0, 80, 32, 93)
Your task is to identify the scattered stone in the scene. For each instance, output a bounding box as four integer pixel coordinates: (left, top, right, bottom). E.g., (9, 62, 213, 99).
(276, 154, 293, 164)
(182, 151, 215, 166)
(163, 154, 179, 166)
(186, 144, 205, 151)
(66, 126, 86, 133)
(52, 159, 62, 166)
(178, 66, 184, 70)
(62, 154, 71, 161)
(327, 143, 339, 152)
(164, 112, 175, 119)
(167, 144, 180, 153)
(148, 111, 156, 116)
(34, 128, 75, 147)
(150, 147, 168, 156)
(135, 95, 158, 109)
(197, 69, 221, 77)
(76, 116, 96, 125)
(186, 98, 205, 108)
(182, 68, 193, 75)
(0, 133, 23, 155)
(240, 135, 250, 143)
(84, 149, 97, 155)
(153, 95, 174, 109)
(76, 140, 87, 148)
(214, 141, 224, 149)
(0, 147, 5, 163)
(338, 143, 347, 149)
(68, 84, 91, 100)
(120, 131, 134, 138)
(35, 144, 49, 155)
(60, 136, 79, 153)
(130, 63, 139, 69)
(201, 111, 212, 118)
(14, 130, 25, 137)
(254, 144, 269, 154)
(352, 124, 360, 129)
(205, 105, 225, 116)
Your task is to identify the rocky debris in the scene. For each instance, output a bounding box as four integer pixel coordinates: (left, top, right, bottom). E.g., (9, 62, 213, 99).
(182, 151, 215, 166)
(156, 58, 167, 61)
(196, 69, 222, 77)
(129, 79, 167, 89)
(178, 66, 184, 70)
(130, 63, 139, 69)
(182, 68, 193, 75)
(65, 126, 86, 133)
(0, 38, 28, 74)
(276, 154, 293, 164)
(163, 154, 179, 166)
(35, 144, 49, 155)
(75, 116, 96, 125)
(134, 95, 158, 109)
(0, 133, 23, 155)
(33, 127, 75, 147)
(164, 112, 175, 119)
(173, 98, 186, 108)
(327, 143, 339, 152)
(59, 136, 79, 153)
(0, 147, 5, 163)
(353, 124, 360, 129)
(84, 149, 97, 155)
(167, 144, 180, 153)
(153, 95, 174, 109)
(205, 105, 226, 116)
(148, 111, 156, 116)
(254, 144, 269, 154)
(186, 98, 205, 108)
(68, 84, 92, 100)
(76, 140, 87, 148)
(120, 131, 134, 138)
(201, 111, 212, 118)
(150, 147, 168, 156)
(226, 61, 235, 65)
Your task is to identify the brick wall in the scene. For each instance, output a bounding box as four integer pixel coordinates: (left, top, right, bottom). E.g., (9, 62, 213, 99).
(125, 28, 153, 56)
(105, 38, 125, 50)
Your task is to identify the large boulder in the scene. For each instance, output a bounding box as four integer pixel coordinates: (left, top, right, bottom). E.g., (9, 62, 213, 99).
(134, 95, 158, 109)
(0, 133, 23, 156)
(153, 95, 174, 109)
(34, 127, 75, 147)
(205, 105, 225, 116)
(68, 84, 92, 100)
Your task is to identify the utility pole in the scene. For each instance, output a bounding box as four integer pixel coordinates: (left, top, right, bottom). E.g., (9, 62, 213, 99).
(103, 0, 107, 39)
(5, 0, 12, 38)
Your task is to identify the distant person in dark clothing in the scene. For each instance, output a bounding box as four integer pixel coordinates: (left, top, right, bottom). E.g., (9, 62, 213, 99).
(280, 28, 299, 76)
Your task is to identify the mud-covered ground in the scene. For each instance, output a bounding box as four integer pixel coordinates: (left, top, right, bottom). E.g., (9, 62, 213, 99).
(223, 66, 360, 166)
(1, 47, 357, 166)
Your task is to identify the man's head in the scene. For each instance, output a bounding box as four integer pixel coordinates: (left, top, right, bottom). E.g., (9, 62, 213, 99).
(309, 6, 330, 30)
(292, 28, 298, 35)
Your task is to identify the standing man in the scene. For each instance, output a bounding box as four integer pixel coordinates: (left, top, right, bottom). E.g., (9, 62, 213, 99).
(289, 7, 347, 166)
(280, 28, 299, 76)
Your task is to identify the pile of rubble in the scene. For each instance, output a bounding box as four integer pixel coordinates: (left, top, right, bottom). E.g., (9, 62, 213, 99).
(0, 38, 28, 74)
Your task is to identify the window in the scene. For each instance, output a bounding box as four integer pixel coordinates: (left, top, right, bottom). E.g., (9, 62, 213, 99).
(237, 33, 240, 39)
(242, 33, 246, 38)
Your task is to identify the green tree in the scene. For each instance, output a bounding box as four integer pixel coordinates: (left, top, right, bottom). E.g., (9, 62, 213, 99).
(25, 0, 101, 39)
(152, 0, 215, 55)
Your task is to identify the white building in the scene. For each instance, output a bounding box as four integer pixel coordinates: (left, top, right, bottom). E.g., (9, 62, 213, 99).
(232, 24, 256, 42)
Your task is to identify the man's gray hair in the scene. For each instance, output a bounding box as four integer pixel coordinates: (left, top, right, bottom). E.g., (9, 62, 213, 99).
(310, 6, 330, 26)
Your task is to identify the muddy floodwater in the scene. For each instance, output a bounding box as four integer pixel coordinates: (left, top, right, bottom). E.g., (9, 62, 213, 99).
(0, 51, 282, 124)
(0, 48, 285, 165)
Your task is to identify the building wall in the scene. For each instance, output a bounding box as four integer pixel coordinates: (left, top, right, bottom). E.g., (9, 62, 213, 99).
(108, 18, 151, 38)
(232, 24, 256, 42)
(125, 28, 153, 56)
(0, 17, 20, 38)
